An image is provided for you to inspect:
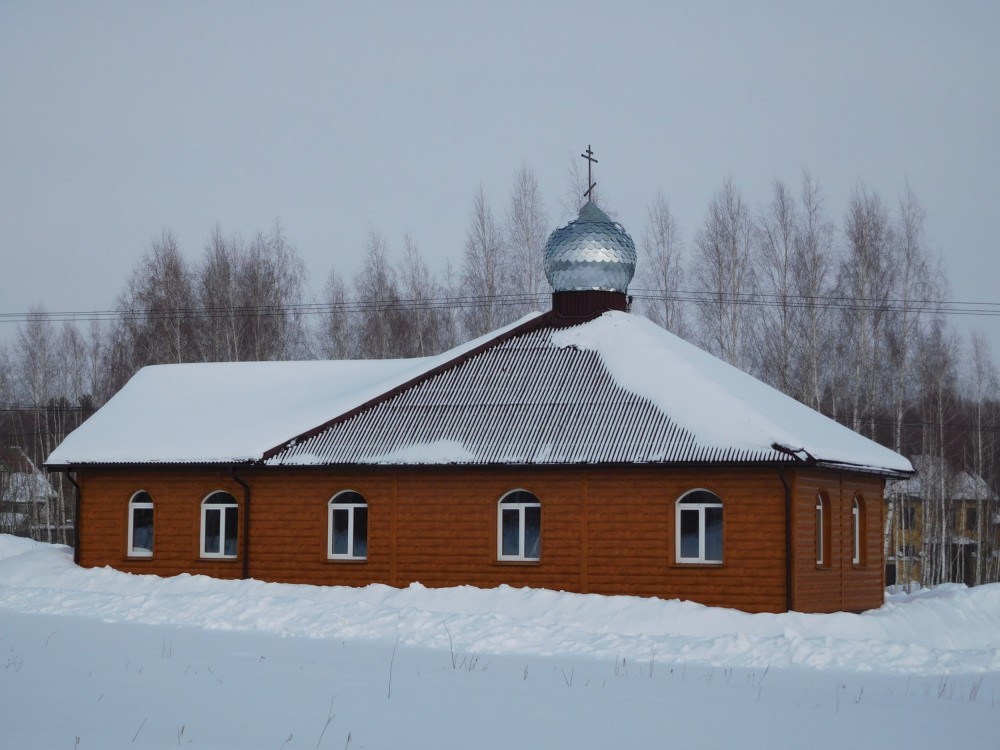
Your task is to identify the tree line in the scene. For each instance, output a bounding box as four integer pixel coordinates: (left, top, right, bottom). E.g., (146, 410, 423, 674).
(1, 165, 997, 588)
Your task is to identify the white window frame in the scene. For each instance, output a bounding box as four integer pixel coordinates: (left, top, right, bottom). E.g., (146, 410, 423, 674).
(816, 493, 826, 566)
(127, 491, 154, 557)
(675, 490, 723, 564)
(497, 490, 541, 562)
(852, 497, 862, 565)
(328, 491, 368, 560)
(201, 491, 239, 559)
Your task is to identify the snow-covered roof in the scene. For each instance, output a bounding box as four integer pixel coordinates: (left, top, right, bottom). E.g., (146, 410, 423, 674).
(269, 312, 911, 474)
(45, 316, 537, 466)
(47, 311, 912, 476)
(895, 455, 997, 501)
(0, 448, 59, 503)
(1, 471, 59, 504)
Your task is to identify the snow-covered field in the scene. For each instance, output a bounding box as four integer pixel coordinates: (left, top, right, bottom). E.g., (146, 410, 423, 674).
(0, 536, 997, 749)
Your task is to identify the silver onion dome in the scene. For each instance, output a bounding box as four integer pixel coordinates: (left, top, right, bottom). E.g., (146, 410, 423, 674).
(543, 201, 636, 293)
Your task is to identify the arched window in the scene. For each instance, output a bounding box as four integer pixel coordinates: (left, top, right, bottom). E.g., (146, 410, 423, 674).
(498, 490, 541, 561)
(328, 491, 368, 560)
(676, 490, 723, 564)
(201, 491, 239, 558)
(852, 496, 865, 565)
(128, 491, 154, 557)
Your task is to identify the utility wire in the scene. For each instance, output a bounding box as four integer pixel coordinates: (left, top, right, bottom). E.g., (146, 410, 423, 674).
(2, 289, 1000, 325)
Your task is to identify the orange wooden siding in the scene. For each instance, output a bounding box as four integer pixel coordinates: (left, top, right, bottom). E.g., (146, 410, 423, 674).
(74, 464, 885, 614)
(790, 470, 885, 612)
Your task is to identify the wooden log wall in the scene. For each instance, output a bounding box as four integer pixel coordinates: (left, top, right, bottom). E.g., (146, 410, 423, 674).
(789, 469, 885, 613)
(73, 463, 885, 614)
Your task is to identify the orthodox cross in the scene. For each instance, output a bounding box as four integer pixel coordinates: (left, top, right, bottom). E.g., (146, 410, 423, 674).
(581, 144, 598, 200)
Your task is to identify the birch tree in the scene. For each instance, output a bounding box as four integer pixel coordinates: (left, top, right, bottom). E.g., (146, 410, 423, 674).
(636, 190, 686, 336)
(398, 234, 445, 357)
(966, 332, 998, 584)
(834, 187, 896, 437)
(790, 173, 835, 411)
(12, 308, 58, 541)
(239, 220, 308, 360)
(353, 232, 404, 359)
(318, 267, 351, 360)
(461, 187, 512, 339)
(755, 179, 799, 393)
(198, 224, 242, 362)
(885, 187, 941, 451)
(915, 319, 961, 585)
(505, 166, 549, 316)
(115, 229, 199, 373)
(692, 179, 757, 370)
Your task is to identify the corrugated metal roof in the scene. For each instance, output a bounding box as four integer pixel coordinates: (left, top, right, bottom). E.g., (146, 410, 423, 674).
(268, 325, 787, 467)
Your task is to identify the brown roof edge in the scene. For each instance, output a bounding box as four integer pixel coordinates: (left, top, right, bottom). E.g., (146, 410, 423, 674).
(261, 309, 598, 462)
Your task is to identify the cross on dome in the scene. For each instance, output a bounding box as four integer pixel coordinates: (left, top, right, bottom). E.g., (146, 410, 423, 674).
(581, 144, 598, 200)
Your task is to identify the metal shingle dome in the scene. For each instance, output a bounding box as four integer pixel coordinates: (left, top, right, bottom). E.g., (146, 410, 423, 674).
(543, 200, 637, 293)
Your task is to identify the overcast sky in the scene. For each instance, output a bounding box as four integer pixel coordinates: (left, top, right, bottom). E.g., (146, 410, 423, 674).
(2, 2, 998, 352)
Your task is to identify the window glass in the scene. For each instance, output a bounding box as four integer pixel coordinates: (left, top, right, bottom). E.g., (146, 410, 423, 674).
(502, 508, 520, 557)
(680, 508, 700, 559)
(332, 508, 349, 555)
(704, 506, 723, 562)
(353, 505, 368, 558)
(132, 507, 154, 551)
(128, 491, 154, 556)
(204, 507, 221, 555)
(523, 505, 541, 559)
(224, 506, 239, 556)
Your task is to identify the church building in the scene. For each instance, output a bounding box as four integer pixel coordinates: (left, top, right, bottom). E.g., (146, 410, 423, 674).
(46, 182, 912, 613)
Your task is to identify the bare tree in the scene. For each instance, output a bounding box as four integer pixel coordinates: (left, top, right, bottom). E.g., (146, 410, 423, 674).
(0, 342, 11, 408)
(196, 220, 308, 362)
(505, 165, 549, 316)
(886, 187, 942, 451)
(114, 229, 199, 377)
(197, 224, 242, 362)
(915, 318, 961, 585)
(966, 332, 998, 585)
(318, 266, 351, 360)
(791, 173, 835, 411)
(244, 220, 308, 360)
(13, 307, 56, 411)
(692, 179, 757, 370)
(636, 189, 686, 336)
(461, 187, 512, 339)
(439, 260, 462, 351)
(755, 179, 798, 393)
(398, 234, 446, 357)
(834, 186, 896, 437)
(83, 319, 111, 408)
(12, 308, 58, 542)
(561, 153, 590, 220)
(353, 231, 404, 359)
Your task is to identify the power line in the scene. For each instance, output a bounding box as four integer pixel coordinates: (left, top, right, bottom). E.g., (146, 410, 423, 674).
(2, 288, 1000, 326)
